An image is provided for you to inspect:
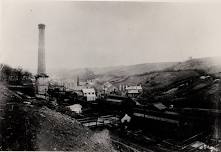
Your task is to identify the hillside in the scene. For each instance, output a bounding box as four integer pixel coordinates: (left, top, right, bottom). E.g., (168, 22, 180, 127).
(169, 56, 221, 75)
(48, 62, 177, 81)
(94, 57, 221, 109)
(49, 56, 221, 83)
(94, 56, 221, 86)
(93, 62, 178, 76)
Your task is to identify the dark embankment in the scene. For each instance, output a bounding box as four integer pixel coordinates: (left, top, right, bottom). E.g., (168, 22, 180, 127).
(0, 82, 115, 151)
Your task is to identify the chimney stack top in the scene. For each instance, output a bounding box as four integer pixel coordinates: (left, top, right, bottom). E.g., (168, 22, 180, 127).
(38, 24, 45, 29)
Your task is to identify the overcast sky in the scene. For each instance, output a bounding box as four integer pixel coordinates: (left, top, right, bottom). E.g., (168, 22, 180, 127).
(2, 1, 221, 73)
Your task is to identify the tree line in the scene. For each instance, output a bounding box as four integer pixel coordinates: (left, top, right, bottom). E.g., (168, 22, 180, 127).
(0, 64, 33, 85)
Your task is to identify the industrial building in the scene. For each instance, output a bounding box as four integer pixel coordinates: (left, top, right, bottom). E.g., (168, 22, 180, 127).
(125, 85, 142, 97)
(82, 88, 96, 101)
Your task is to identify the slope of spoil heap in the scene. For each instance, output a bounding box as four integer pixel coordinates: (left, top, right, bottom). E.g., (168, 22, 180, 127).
(0, 82, 22, 150)
(0, 81, 115, 151)
(0, 83, 9, 150)
(35, 106, 115, 151)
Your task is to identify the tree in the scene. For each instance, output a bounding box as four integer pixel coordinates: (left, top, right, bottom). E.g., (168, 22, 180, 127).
(1, 64, 13, 81)
(0, 64, 33, 84)
(15, 67, 23, 84)
(22, 71, 33, 80)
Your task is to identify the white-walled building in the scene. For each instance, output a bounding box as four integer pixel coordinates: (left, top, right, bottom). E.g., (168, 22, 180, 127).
(82, 88, 96, 101)
(125, 85, 142, 97)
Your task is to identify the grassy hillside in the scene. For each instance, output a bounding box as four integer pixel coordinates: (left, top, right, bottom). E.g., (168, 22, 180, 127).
(48, 62, 177, 82)
(169, 56, 221, 74)
(95, 56, 221, 88)
(49, 56, 221, 82)
(94, 57, 221, 109)
(93, 62, 177, 76)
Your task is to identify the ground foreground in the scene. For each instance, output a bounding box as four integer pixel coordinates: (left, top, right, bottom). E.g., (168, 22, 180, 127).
(0, 82, 115, 151)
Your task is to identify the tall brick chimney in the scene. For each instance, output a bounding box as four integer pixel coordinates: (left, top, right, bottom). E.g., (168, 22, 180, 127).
(37, 24, 46, 75)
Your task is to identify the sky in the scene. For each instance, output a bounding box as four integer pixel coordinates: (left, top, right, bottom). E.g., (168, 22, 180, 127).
(2, 1, 221, 73)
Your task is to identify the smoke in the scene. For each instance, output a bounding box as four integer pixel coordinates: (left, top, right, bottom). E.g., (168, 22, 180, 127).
(210, 56, 221, 67)
(91, 129, 115, 151)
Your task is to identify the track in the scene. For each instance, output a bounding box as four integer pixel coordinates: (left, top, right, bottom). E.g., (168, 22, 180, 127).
(110, 135, 155, 152)
(77, 115, 119, 128)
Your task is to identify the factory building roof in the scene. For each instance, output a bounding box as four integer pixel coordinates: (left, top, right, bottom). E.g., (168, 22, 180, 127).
(125, 85, 142, 90)
(82, 88, 95, 93)
(153, 102, 167, 111)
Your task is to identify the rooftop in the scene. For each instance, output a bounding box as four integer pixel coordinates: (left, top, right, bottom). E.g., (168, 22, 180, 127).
(82, 88, 95, 93)
(126, 85, 142, 90)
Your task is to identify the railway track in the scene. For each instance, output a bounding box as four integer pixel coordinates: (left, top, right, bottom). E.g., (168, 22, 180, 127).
(76, 115, 119, 128)
(108, 128, 212, 152)
(110, 135, 155, 152)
